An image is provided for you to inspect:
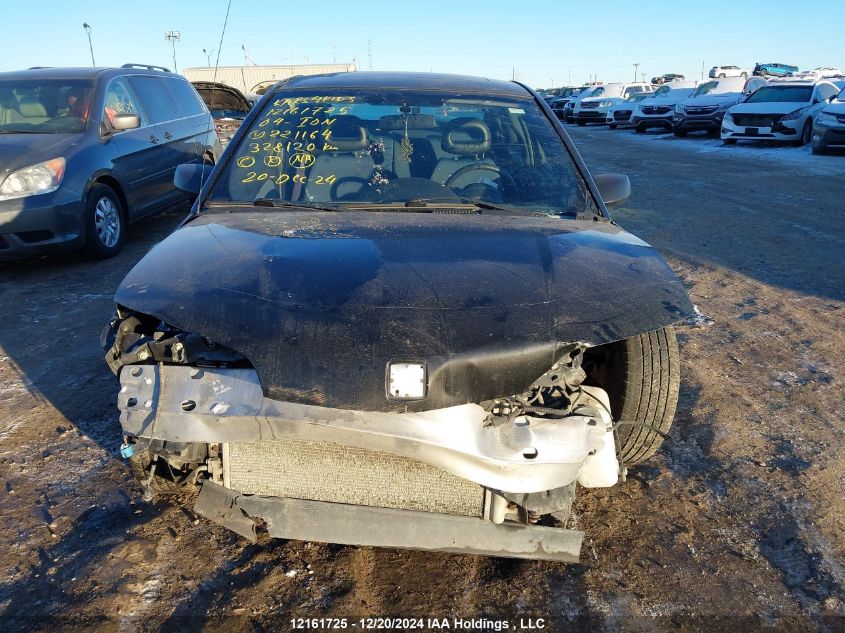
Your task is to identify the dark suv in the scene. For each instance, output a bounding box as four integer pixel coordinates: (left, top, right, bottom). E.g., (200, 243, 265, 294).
(0, 65, 218, 260)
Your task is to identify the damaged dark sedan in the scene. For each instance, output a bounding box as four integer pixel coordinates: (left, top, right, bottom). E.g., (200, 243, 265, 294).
(103, 72, 694, 562)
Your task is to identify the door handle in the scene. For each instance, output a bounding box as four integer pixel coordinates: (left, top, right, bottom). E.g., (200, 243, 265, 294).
(164, 132, 173, 140)
(149, 135, 159, 144)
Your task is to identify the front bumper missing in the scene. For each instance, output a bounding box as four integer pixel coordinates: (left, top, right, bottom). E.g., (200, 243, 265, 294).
(194, 481, 584, 562)
(119, 365, 615, 494)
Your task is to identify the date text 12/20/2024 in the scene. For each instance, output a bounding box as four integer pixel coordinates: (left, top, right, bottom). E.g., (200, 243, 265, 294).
(290, 617, 548, 630)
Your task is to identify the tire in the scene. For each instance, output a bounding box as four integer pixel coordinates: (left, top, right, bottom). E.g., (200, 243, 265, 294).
(83, 184, 125, 259)
(800, 120, 813, 146)
(635, 123, 646, 133)
(718, 73, 726, 78)
(723, 138, 738, 145)
(128, 449, 200, 497)
(577, 121, 586, 126)
(609, 123, 617, 129)
(741, 72, 748, 78)
(673, 129, 687, 137)
(707, 128, 720, 138)
(587, 327, 681, 465)
(812, 145, 827, 155)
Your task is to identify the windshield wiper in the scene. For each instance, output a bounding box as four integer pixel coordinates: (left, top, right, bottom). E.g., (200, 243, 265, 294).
(252, 199, 341, 212)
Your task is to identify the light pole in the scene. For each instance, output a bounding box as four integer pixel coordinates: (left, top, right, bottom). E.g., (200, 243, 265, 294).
(165, 30, 181, 72)
(82, 23, 95, 66)
(202, 48, 215, 66)
(633, 63, 640, 82)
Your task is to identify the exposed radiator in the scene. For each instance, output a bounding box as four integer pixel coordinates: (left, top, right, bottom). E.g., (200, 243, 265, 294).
(223, 438, 485, 517)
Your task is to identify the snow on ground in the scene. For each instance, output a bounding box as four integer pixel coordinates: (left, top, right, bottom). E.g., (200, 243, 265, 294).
(575, 126, 845, 177)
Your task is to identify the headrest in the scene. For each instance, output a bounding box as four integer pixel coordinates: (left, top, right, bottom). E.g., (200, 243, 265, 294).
(441, 118, 491, 155)
(378, 114, 437, 130)
(327, 115, 368, 151)
(18, 98, 47, 118)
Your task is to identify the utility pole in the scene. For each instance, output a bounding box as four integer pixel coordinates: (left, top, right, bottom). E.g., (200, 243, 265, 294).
(332, 44, 336, 64)
(367, 39, 373, 70)
(82, 23, 95, 66)
(164, 30, 180, 72)
(701, 60, 705, 80)
(633, 63, 640, 82)
(641, 73, 646, 83)
(202, 48, 215, 67)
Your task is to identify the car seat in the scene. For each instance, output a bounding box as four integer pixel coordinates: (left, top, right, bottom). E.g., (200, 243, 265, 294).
(431, 118, 495, 190)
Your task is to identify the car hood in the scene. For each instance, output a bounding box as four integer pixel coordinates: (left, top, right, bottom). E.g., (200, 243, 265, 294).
(641, 91, 694, 106)
(821, 101, 845, 115)
(0, 133, 81, 174)
(729, 101, 810, 115)
(683, 92, 742, 107)
(114, 210, 694, 411)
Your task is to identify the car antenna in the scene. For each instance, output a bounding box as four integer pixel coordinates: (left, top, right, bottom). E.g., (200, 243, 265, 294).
(197, 0, 233, 204)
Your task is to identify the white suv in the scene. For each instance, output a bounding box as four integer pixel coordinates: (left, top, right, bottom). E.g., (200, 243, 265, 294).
(722, 80, 843, 145)
(573, 83, 655, 125)
(709, 65, 750, 79)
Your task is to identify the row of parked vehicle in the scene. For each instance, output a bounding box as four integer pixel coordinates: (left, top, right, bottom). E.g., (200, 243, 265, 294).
(543, 74, 845, 154)
(0, 64, 253, 260)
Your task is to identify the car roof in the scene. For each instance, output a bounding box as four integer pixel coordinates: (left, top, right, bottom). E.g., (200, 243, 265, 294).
(0, 66, 172, 81)
(276, 71, 530, 98)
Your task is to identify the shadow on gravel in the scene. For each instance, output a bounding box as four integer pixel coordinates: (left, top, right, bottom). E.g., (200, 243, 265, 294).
(565, 124, 845, 302)
(0, 496, 155, 631)
(0, 209, 185, 454)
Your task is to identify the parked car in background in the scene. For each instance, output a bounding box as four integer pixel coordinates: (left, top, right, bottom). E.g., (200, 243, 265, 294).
(722, 80, 842, 145)
(709, 65, 749, 79)
(652, 73, 685, 85)
(573, 82, 655, 125)
(796, 67, 843, 80)
(632, 83, 697, 133)
(105, 70, 695, 563)
(191, 81, 252, 148)
(561, 85, 603, 123)
(607, 92, 652, 128)
(0, 65, 217, 260)
(811, 84, 845, 154)
(753, 63, 799, 77)
(672, 76, 767, 137)
(548, 87, 586, 119)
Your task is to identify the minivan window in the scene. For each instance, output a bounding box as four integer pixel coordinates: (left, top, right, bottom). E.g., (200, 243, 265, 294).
(103, 77, 146, 128)
(0, 79, 93, 134)
(165, 77, 206, 117)
(129, 76, 177, 124)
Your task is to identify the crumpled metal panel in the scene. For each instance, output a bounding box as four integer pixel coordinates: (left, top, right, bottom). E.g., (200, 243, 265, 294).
(114, 211, 694, 411)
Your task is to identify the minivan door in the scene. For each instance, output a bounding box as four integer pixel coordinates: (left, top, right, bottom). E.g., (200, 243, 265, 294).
(127, 75, 186, 214)
(105, 77, 170, 218)
(162, 77, 212, 167)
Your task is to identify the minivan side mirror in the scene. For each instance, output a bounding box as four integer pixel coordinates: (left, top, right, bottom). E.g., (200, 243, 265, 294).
(174, 162, 214, 195)
(112, 113, 141, 131)
(594, 173, 631, 206)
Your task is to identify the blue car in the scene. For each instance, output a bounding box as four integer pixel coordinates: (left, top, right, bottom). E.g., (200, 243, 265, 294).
(753, 62, 799, 77)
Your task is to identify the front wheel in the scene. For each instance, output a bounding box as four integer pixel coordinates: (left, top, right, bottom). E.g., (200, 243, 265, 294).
(576, 121, 586, 127)
(609, 123, 617, 129)
(799, 120, 813, 146)
(585, 327, 681, 465)
(723, 138, 738, 145)
(84, 184, 125, 259)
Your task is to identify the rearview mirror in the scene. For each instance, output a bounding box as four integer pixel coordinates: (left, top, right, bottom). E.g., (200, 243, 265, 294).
(594, 173, 631, 206)
(112, 113, 141, 131)
(174, 162, 214, 195)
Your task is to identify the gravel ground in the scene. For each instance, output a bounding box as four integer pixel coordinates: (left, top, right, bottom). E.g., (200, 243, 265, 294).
(0, 126, 843, 632)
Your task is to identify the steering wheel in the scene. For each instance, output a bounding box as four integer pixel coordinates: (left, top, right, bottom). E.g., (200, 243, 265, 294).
(444, 163, 517, 193)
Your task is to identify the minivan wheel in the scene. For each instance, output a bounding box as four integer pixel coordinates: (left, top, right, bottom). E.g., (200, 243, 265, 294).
(84, 184, 124, 259)
(584, 326, 681, 465)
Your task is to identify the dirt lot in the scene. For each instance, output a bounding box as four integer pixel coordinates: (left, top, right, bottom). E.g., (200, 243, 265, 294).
(1, 126, 844, 632)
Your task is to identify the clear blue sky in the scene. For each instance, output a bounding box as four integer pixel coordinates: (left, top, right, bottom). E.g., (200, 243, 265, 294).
(5, 0, 843, 88)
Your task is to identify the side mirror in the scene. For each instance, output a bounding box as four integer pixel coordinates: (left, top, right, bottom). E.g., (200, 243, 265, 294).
(174, 162, 214, 195)
(112, 113, 141, 130)
(594, 173, 631, 206)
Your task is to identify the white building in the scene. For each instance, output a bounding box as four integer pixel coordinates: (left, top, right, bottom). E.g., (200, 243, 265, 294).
(181, 63, 357, 96)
